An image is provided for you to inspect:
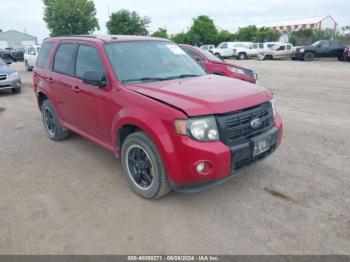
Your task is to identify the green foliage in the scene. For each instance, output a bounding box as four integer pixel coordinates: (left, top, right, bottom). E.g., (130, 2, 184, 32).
(188, 16, 218, 45)
(171, 32, 191, 44)
(236, 26, 280, 42)
(289, 29, 333, 46)
(43, 0, 99, 36)
(152, 28, 168, 39)
(214, 30, 236, 45)
(106, 9, 151, 35)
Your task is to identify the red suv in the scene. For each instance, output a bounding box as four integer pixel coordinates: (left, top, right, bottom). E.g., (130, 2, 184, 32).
(33, 35, 283, 199)
(180, 44, 258, 83)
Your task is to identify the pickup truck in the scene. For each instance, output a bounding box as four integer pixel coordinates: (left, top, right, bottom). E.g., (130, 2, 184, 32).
(258, 43, 294, 60)
(293, 40, 345, 61)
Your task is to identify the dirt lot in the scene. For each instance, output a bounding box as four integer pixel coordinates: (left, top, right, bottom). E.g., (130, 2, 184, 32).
(0, 59, 349, 254)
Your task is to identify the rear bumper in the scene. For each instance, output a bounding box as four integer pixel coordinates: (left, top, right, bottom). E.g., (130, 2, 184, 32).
(168, 114, 283, 191)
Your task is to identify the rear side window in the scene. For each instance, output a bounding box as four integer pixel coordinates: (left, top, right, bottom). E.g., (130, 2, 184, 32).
(36, 43, 54, 68)
(182, 48, 205, 62)
(286, 45, 292, 51)
(75, 45, 105, 78)
(53, 43, 75, 75)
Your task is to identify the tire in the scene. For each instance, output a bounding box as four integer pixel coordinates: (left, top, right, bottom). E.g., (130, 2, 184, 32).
(25, 60, 32, 71)
(11, 86, 21, 94)
(41, 100, 69, 141)
(121, 131, 171, 199)
(303, 52, 314, 62)
(337, 56, 344, 61)
(238, 52, 247, 60)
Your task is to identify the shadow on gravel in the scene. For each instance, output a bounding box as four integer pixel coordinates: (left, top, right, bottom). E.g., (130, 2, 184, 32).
(264, 187, 297, 203)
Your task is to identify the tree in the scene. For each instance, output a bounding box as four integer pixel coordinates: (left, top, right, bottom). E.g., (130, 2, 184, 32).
(152, 28, 168, 39)
(106, 9, 151, 35)
(188, 16, 218, 45)
(214, 30, 236, 45)
(256, 27, 280, 42)
(171, 32, 191, 44)
(237, 26, 258, 41)
(289, 29, 333, 46)
(43, 0, 99, 36)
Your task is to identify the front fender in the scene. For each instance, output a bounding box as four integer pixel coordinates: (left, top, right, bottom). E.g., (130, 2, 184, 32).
(111, 106, 182, 183)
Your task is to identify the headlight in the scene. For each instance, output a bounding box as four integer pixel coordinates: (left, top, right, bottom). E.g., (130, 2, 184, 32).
(227, 66, 245, 75)
(8, 72, 19, 81)
(175, 116, 219, 141)
(300, 48, 305, 53)
(270, 98, 277, 118)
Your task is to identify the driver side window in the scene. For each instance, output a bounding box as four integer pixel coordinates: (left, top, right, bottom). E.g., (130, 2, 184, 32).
(75, 45, 105, 79)
(221, 43, 228, 49)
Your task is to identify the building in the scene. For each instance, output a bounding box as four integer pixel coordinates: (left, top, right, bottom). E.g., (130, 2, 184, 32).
(258, 15, 338, 34)
(0, 30, 38, 49)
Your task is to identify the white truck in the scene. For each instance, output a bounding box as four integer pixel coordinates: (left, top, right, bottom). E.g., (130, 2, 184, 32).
(24, 45, 40, 71)
(212, 42, 253, 58)
(232, 42, 282, 60)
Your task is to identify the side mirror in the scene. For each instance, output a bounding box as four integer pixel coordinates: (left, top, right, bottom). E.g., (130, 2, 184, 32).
(82, 71, 107, 87)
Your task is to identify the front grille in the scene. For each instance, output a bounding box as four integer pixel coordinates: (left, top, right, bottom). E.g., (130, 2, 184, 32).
(0, 74, 7, 81)
(216, 102, 274, 146)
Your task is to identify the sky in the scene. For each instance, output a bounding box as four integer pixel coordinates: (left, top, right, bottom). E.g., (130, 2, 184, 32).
(0, 0, 349, 43)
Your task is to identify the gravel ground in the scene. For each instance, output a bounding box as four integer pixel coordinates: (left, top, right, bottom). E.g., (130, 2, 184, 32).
(0, 59, 349, 254)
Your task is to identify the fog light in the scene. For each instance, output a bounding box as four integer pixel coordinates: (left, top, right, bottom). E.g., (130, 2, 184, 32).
(196, 162, 206, 174)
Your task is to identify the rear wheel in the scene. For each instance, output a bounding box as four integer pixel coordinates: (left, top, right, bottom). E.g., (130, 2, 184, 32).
(121, 131, 171, 199)
(41, 100, 69, 141)
(303, 52, 314, 62)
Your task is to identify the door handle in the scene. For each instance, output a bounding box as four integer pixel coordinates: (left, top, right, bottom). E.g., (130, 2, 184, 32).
(72, 85, 80, 93)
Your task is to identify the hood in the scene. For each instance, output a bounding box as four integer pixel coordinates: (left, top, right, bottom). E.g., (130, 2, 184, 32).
(0, 64, 15, 74)
(125, 75, 272, 116)
(210, 60, 250, 71)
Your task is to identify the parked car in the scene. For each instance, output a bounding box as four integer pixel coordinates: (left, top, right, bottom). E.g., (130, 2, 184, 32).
(258, 43, 294, 60)
(24, 45, 40, 71)
(293, 40, 345, 61)
(200, 45, 215, 53)
(0, 48, 11, 62)
(232, 43, 265, 60)
(180, 44, 258, 83)
(212, 42, 253, 58)
(0, 58, 21, 93)
(33, 35, 282, 199)
(343, 45, 350, 61)
(10, 48, 24, 62)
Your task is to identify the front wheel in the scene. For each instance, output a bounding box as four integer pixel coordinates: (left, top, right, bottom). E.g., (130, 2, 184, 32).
(121, 131, 171, 199)
(41, 100, 69, 141)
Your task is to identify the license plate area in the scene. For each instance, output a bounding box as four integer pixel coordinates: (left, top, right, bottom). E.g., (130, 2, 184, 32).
(252, 135, 272, 157)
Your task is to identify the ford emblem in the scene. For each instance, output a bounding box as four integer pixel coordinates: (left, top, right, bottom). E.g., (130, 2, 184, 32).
(250, 118, 262, 129)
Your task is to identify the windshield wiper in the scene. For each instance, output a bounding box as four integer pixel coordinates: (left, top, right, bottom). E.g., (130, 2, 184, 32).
(122, 74, 202, 83)
(165, 74, 202, 80)
(122, 77, 168, 83)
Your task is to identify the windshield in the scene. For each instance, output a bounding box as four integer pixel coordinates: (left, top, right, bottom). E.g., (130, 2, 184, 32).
(105, 41, 205, 83)
(312, 41, 322, 46)
(0, 58, 6, 66)
(194, 46, 223, 62)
